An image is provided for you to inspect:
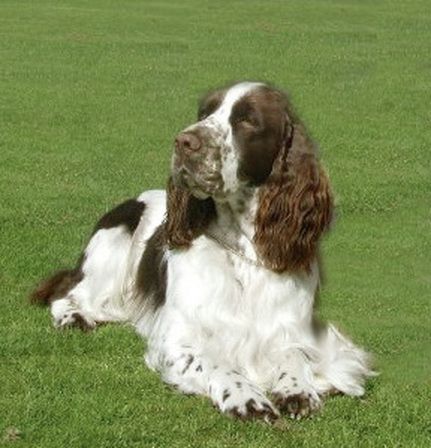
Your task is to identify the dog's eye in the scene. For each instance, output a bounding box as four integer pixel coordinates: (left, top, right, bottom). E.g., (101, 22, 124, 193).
(233, 113, 259, 128)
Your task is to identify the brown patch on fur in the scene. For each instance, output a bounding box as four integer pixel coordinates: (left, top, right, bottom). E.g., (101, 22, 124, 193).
(231, 86, 286, 185)
(228, 399, 278, 423)
(93, 199, 145, 234)
(137, 225, 168, 309)
(181, 354, 194, 374)
(70, 312, 94, 332)
(30, 264, 83, 306)
(273, 392, 318, 418)
(222, 389, 231, 401)
(165, 176, 217, 249)
(254, 122, 334, 273)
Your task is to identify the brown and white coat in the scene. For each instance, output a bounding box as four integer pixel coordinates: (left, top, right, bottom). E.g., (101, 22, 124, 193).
(32, 82, 372, 422)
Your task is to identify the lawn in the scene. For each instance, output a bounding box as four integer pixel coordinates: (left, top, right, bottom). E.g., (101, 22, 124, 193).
(1, 0, 430, 446)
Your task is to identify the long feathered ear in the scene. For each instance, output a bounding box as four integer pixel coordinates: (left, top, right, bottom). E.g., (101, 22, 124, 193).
(165, 177, 216, 249)
(254, 123, 334, 273)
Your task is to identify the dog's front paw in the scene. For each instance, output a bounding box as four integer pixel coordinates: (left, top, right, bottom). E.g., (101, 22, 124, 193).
(212, 380, 279, 423)
(227, 396, 279, 423)
(55, 310, 95, 332)
(51, 298, 96, 332)
(273, 390, 321, 419)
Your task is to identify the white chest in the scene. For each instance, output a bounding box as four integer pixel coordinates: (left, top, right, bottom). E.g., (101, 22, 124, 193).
(166, 236, 318, 341)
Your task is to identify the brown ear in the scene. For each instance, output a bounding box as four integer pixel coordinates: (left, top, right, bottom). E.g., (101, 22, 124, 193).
(165, 177, 216, 249)
(254, 124, 334, 273)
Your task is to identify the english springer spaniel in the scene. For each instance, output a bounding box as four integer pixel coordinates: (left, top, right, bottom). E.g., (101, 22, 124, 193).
(31, 82, 373, 422)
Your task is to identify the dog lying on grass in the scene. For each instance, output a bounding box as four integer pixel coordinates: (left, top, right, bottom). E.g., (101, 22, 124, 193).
(32, 81, 373, 422)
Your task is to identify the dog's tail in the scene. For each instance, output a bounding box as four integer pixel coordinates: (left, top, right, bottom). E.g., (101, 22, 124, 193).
(30, 267, 83, 306)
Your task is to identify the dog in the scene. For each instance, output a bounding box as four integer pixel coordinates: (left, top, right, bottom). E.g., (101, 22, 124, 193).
(31, 81, 373, 422)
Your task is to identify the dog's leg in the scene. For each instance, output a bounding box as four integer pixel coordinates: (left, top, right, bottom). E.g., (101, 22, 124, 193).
(146, 345, 279, 422)
(271, 348, 322, 419)
(51, 297, 96, 331)
(50, 226, 133, 330)
(31, 197, 163, 330)
(207, 366, 279, 422)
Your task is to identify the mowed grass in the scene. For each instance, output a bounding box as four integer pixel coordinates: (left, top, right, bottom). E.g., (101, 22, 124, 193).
(1, 0, 430, 446)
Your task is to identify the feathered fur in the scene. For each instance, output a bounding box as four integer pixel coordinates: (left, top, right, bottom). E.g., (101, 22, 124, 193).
(255, 123, 334, 273)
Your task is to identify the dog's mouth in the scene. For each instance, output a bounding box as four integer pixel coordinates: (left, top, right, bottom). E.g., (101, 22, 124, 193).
(172, 167, 224, 200)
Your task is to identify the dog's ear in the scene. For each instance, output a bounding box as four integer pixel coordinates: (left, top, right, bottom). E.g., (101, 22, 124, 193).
(165, 177, 216, 249)
(254, 122, 334, 273)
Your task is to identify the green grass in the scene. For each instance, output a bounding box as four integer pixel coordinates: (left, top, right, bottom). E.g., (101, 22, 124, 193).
(1, 0, 430, 446)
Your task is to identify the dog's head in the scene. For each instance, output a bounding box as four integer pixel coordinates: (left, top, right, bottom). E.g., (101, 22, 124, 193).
(172, 82, 287, 199)
(167, 82, 334, 273)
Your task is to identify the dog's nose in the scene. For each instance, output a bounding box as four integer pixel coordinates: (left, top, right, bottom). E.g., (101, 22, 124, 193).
(175, 132, 201, 152)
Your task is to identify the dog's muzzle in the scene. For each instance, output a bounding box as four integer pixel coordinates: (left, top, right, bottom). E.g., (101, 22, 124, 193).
(172, 128, 224, 198)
